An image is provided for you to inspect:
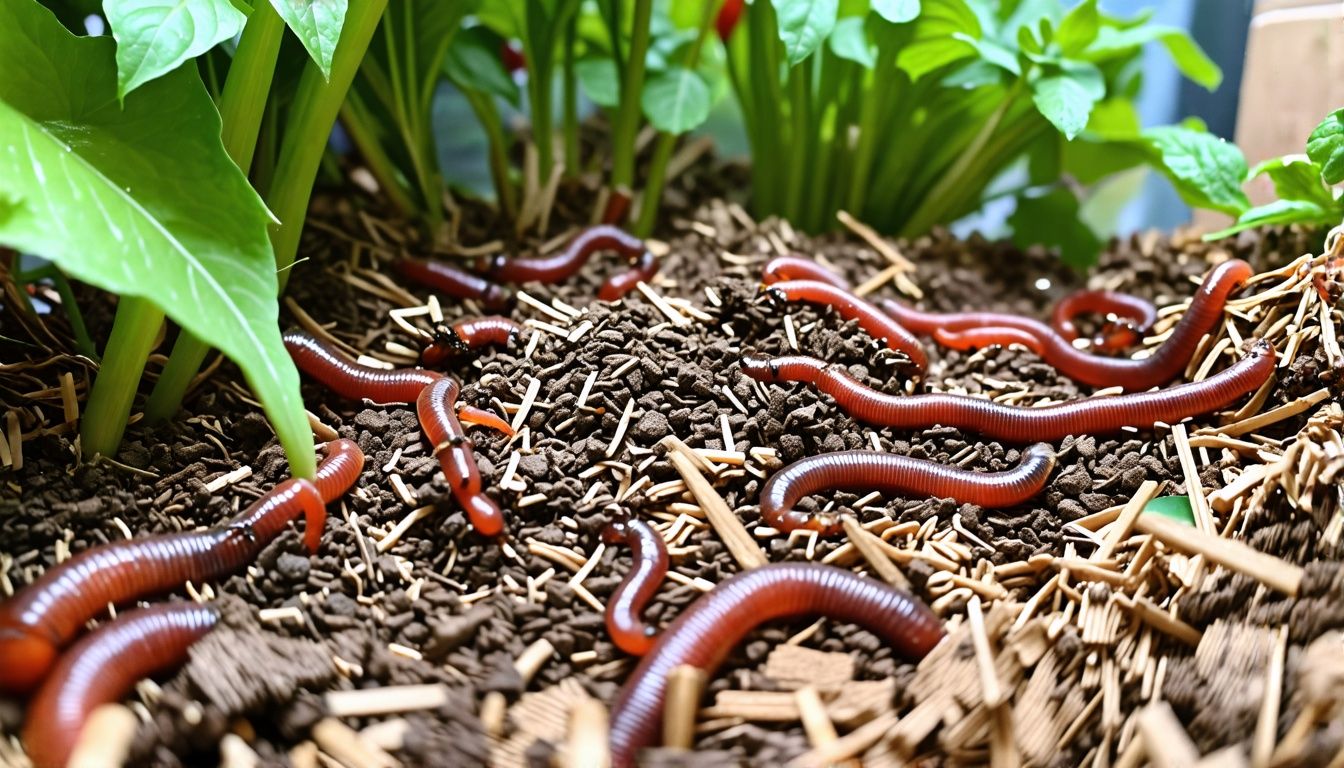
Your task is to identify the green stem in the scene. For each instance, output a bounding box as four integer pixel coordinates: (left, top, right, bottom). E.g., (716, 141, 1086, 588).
(783, 61, 811, 224)
(562, 16, 580, 177)
(341, 93, 418, 217)
(634, 132, 676, 237)
(609, 0, 653, 196)
(463, 88, 518, 219)
(143, 2, 286, 424)
(844, 46, 897, 216)
(272, 0, 390, 289)
(15, 265, 98, 360)
(80, 297, 163, 459)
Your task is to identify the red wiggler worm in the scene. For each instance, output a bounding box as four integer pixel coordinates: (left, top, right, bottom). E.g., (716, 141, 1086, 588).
(760, 255, 850, 289)
(284, 330, 441, 404)
(417, 377, 505, 537)
(608, 563, 943, 767)
(1051, 289, 1157, 351)
(22, 602, 220, 768)
(739, 340, 1276, 442)
(601, 518, 670, 656)
(882, 260, 1253, 390)
(760, 444, 1056, 535)
(767, 280, 928, 374)
(421, 316, 521, 366)
(598, 250, 661, 301)
(393, 258, 513, 310)
(475, 225, 654, 290)
(0, 443, 361, 695)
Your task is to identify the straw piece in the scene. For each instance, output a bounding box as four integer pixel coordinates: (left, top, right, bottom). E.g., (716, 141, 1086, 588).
(666, 444, 767, 570)
(1134, 513, 1305, 596)
(1136, 702, 1199, 768)
(67, 704, 137, 768)
(1094, 481, 1161, 561)
(310, 718, 399, 768)
(565, 698, 610, 768)
(663, 665, 707, 749)
(1204, 388, 1331, 437)
(325, 684, 450, 717)
(1251, 626, 1288, 768)
(842, 517, 911, 590)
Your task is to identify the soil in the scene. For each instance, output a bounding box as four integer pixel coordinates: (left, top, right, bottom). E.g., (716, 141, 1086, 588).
(2, 157, 1341, 768)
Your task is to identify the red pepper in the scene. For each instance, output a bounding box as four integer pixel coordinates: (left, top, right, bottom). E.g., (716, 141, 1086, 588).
(716, 0, 744, 42)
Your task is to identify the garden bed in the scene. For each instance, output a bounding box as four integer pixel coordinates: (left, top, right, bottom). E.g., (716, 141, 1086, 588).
(2, 179, 1342, 766)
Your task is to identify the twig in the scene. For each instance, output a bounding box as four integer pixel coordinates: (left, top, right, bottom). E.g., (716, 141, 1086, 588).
(665, 441, 768, 570)
(663, 665, 707, 749)
(1134, 513, 1305, 596)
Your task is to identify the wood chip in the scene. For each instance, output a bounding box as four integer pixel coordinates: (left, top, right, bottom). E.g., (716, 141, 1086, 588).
(968, 594, 1004, 707)
(1134, 513, 1305, 596)
(605, 399, 637, 458)
(1203, 388, 1331, 437)
(665, 441, 767, 570)
(325, 685, 450, 717)
(310, 718, 398, 768)
(1251, 625, 1288, 768)
(663, 665, 707, 750)
(67, 704, 137, 768)
(842, 517, 910, 590)
(1136, 702, 1199, 768)
(1171, 424, 1215, 533)
(565, 698, 610, 768)
(511, 377, 541, 433)
(795, 686, 838, 749)
(205, 466, 252, 494)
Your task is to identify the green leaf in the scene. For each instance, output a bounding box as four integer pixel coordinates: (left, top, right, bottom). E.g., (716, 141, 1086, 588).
(828, 16, 875, 68)
(444, 25, 520, 106)
(1142, 125, 1250, 215)
(576, 56, 620, 107)
(1031, 61, 1104, 140)
(873, 0, 918, 24)
(772, 0, 839, 66)
(1086, 24, 1220, 90)
(269, 0, 348, 79)
(1307, 109, 1344, 184)
(0, 0, 314, 475)
(895, 0, 980, 81)
(1248, 155, 1336, 207)
(1203, 199, 1334, 241)
(1054, 0, 1098, 55)
(1009, 187, 1103, 269)
(641, 66, 711, 134)
(104, 0, 247, 99)
(1144, 496, 1195, 525)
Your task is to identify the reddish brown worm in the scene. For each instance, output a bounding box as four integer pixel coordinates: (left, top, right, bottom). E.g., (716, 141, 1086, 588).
(761, 444, 1056, 535)
(421, 316, 521, 366)
(598, 250, 661, 301)
(740, 340, 1275, 442)
(476, 225, 654, 294)
(608, 563, 943, 767)
(417, 377, 504, 537)
(767, 280, 928, 374)
(0, 443, 361, 695)
(760, 255, 850, 289)
(284, 330, 441, 404)
(883, 260, 1253, 390)
(22, 602, 219, 768)
(601, 518, 670, 656)
(1051, 290, 1157, 351)
(393, 258, 512, 310)
(456, 405, 515, 437)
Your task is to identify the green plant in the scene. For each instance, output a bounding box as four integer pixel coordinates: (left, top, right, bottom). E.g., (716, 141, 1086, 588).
(721, 0, 1222, 265)
(0, 0, 394, 477)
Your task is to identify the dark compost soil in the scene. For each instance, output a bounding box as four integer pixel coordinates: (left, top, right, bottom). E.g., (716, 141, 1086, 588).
(2, 167, 1342, 768)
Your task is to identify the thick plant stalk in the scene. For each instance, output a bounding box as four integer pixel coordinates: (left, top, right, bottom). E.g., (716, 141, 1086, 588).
(608, 0, 653, 203)
(80, 297, 163, 459)
(272, 0, 390, 286)
(143, 2, 287, 424)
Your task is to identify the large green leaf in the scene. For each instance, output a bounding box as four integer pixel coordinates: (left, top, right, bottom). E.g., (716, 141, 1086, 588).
(0, 0, 315, 475)
(772, 0, 839, 66)
(1142, 125, 1249, 216)
(641, 66, 712, 134)
(104, 0, 247, 99)
(1030, 60, 1104, 140)
(576, 55, 620, 107)
(1054, 0, 1098, 55)
(828, 16, 875, 68)
(1307, 109, 1344, 185)
(1248, 155, 1337, 208)
(1009, 186, 1103, 269)
(873, 0, 919, 24)
(895, 0, 980, 81)
(270, 0, 348, 79)
(1086, 24, 1220, 90)
(1204, 199, 1334, 241)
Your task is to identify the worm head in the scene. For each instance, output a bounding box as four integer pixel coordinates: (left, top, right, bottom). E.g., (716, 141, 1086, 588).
(422, 324, 469, 366)
(1246, 338, 1274, 359)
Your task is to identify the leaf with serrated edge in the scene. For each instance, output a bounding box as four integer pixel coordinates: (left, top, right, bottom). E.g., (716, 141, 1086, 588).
(0, 1, 315, 476)
(106, 0, 247, 99)
(270, 0, 348, 79)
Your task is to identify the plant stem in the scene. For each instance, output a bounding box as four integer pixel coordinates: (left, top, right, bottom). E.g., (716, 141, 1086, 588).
(608, 0, 653, 198)
(340, 92, 418, 217)
(272, 0, 390, 288)
(844, 46, 897, 216)
(562, 16, 580, 177)
(142, 1, 286, 424)
(80, 297, 162, 459)
(463, 87, 518, 219)
(15, 265, 98, 359)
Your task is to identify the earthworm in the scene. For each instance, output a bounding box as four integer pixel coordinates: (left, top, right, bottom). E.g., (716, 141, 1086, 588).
(421, 316, 521, 366)
(312, 438, 366, 505)
(598, 250, 661, 301)
(417, 377, 504, 537)
(1051, 290, 1157, 351)
(739, 339, 1275, 442)
(0, 479, 327, 695)
(766, 280, 927, 373)
(284, 330, 441, 404)
(393, 258, 512, 310)
(475, 225, 650, 286)
(760, 444, 1056, 535)
(601, 518, 670, 656)
(22, 602, 219, 768)
(760, 256, 850, 289)
(883, 260, 1253, 390)
(608, 564, 943, 767)
(602, 191, 632, 226)
(456, 405, 515, 437)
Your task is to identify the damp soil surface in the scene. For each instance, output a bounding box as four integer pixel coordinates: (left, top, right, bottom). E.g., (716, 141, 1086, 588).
(2, 175, 1341, 767)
